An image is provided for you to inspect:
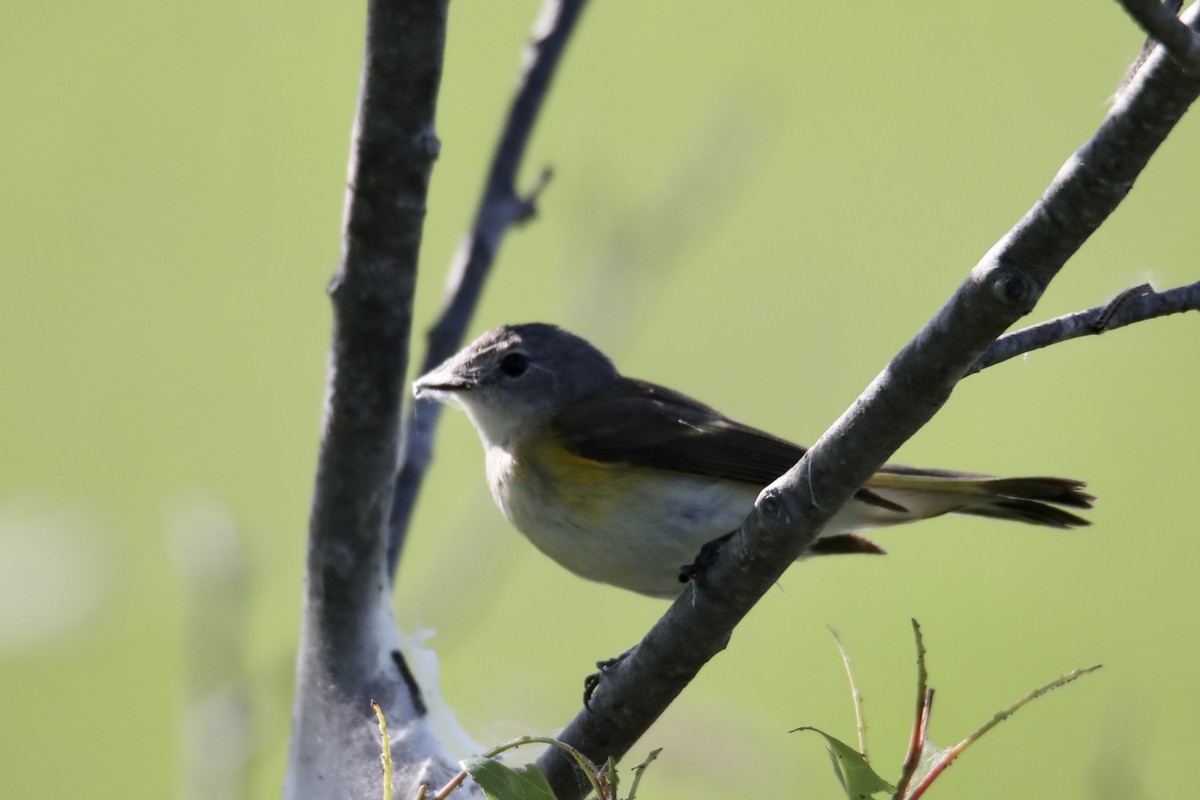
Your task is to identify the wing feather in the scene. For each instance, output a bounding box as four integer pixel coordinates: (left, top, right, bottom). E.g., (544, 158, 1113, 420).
(551, 378, 907, 512)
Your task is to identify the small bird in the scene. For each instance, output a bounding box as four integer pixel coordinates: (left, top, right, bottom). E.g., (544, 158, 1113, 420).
(413, 323, 1093, 598)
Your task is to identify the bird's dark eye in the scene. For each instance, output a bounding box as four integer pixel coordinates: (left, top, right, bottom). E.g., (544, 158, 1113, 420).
(499, 352, 529, 377)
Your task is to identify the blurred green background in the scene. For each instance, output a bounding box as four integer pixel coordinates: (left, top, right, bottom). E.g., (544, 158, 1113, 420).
(2, 1, 1196, 798)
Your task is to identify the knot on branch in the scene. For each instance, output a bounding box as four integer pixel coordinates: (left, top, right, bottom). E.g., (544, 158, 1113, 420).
(419, 128, 442, 160)
(756, 487, 791, 528)
(988, 268, 1041, 313)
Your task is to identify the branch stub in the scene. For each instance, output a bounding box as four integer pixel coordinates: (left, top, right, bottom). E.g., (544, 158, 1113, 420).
(989, 268, 1040, 312)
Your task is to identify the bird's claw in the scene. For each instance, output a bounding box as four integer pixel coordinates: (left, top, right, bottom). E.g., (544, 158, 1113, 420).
(678, 531, 735, 585)
(583, 647, 634, 710)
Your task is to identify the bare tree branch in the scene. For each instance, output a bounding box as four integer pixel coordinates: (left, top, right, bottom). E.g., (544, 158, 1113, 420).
(388, 0, 591, 578)
(284, 2, 462, 798)
(1117, 0, 1200, 72)
(969, 279, 1200, 374)
(538, 7, 1200, 797)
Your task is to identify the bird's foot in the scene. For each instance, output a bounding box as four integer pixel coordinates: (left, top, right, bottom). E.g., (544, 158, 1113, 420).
(583, 647, 635, 711)
(677, 531, 736, 585)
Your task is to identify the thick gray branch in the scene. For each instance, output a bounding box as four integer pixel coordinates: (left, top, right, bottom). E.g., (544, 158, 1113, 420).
(285, 2, 460, 798)
(538, 8, 1200, 798)
(1118, 0, 1200, 72)
(969, 280, 1200, 374)
(388, 0, 591, 578)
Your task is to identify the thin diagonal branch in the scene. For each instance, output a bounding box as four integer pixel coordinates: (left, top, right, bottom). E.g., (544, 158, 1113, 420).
(538, 6, 1200, 797)
(969, 279, 1200, 374)
(1117, 0, 1200, 72)
(285, 2, 458, 798)
(388, 0, 591, 578)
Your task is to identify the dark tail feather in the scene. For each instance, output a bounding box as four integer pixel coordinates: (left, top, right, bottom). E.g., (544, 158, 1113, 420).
(956, 477, 1095, 529)
(980, 477, 1095, 508)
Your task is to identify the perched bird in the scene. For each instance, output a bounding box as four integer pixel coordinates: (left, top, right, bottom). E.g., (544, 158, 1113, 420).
(413, 323, 1092, 598)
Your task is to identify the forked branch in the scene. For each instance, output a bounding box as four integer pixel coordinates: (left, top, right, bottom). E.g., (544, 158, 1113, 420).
(970, 279, 1200, 374)
(1117, 0, 1200, 72)
(537, 7, 1200, 798)
(388, 0, 591, 577)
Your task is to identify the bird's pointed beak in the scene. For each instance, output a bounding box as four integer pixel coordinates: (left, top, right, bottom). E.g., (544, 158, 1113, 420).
(412, 356, 476, 403)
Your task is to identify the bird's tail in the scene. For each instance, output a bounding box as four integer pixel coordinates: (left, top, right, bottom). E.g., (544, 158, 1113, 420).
(864, 466, 1095, 529)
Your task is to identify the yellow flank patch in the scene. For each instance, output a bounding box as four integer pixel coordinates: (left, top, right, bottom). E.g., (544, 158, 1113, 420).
(512, 433, 640, 512)
(519, 433, 616, 477)
(485, 428, 762, 598)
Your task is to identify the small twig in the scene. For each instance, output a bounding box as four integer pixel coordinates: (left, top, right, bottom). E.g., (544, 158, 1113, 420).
(903, 665, 1102, 800)
(387, 0, 590, 578)
(515, 166, 554, 224)
(625, 748, 661, 800)
(1118, 0, 1185, 93)
(828, 626, 870, 761)
(1116, 0, 1200, 74)
(967, 279, 1200, 375)
(371, 701, 394, 800)
(894, 620, 930, 799)
(429, 770, 469, 800)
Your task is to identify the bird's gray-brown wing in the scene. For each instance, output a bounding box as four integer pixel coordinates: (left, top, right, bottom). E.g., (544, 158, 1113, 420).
(550, 377, 906, 513)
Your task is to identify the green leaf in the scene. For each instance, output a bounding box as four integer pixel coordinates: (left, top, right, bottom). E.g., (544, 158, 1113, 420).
(462, 758, 556, 800)
(793, 727, 895, 799)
